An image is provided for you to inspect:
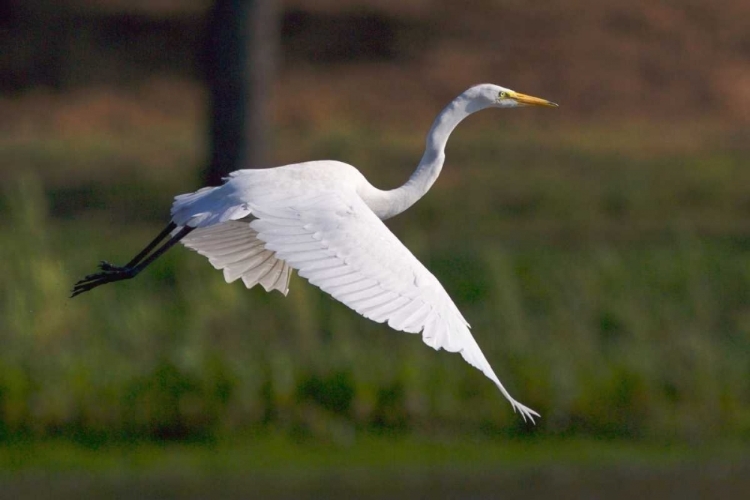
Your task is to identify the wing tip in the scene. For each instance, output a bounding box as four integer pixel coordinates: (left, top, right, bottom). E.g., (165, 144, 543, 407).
(512, 401, 541, 424)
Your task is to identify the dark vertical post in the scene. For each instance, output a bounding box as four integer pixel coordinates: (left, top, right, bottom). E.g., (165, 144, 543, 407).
(203, 0, 279, 186)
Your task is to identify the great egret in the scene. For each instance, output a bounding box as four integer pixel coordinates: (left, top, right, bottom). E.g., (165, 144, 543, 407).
(72, 84, 557, 422)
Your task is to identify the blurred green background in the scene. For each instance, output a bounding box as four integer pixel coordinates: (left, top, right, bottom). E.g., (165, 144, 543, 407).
(1, 0, 750, 497)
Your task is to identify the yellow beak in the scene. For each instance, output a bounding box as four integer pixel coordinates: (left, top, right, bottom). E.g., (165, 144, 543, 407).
(512, 92, 558, 108)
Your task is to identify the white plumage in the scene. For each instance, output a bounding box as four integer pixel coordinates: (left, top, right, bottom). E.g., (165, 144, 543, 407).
(181, 221, 292, 294)
(74, 84, 557, 422)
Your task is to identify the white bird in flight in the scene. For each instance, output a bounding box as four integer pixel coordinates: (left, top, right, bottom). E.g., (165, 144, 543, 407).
(72, 84, 557, 423)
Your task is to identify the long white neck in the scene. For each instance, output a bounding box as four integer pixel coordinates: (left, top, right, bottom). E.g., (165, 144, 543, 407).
(362, 92, 483, 220)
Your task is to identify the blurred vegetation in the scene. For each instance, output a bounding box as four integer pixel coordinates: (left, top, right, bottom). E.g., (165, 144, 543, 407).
(2, 6, 750, 500)
(2, 116, 750, 446)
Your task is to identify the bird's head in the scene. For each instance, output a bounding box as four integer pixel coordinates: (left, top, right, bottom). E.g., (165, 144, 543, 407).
(464, 84, 558, 111)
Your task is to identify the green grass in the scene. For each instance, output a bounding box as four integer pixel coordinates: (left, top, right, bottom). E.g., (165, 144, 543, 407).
(1, 120, 750, 446)
(3, 435, 749, 500)
(1, 434, 743, 472)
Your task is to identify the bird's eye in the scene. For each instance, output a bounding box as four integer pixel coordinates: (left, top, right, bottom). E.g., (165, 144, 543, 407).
(498, 91, 508, 99)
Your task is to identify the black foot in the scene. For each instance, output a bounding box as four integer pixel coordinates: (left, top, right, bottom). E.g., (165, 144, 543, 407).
(98, 260, 123, 272)
(70, 261, 136, 298)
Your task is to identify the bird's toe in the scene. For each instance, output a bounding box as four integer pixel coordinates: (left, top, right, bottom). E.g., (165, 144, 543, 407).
(98, 261, 124, 272)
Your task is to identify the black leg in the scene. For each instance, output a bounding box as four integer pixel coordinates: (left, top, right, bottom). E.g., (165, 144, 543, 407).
(126, 222, 177, 267)
(94, 221, 176, 275)
(71, 224, 194, 298)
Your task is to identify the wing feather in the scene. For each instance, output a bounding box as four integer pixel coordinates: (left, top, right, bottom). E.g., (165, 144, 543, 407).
(181, 220, 292, 295)
(249, 191, 539, 422)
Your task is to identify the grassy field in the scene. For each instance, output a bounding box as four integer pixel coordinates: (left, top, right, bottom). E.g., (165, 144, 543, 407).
(2, 110, 750, 448)
(1, 435, 749, 499)
(3, 1, 750, 496)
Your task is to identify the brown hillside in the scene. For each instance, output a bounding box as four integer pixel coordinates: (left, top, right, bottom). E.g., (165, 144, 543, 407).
(2, 0, 749, 127)
(276, 0, 750, 125)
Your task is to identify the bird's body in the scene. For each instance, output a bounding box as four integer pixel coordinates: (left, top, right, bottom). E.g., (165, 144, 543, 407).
(73, 84, 557, 423)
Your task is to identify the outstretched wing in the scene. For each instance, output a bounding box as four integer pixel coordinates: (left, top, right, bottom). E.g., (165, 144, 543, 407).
(181, 220, 292, 295)
(250, 190, 539, 422)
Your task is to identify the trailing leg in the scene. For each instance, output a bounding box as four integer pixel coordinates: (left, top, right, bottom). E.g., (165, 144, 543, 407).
(71, 224, 193, 297)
